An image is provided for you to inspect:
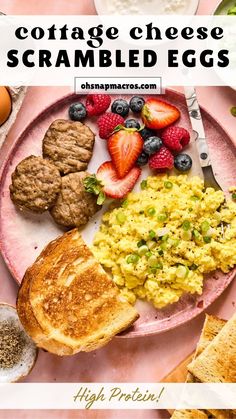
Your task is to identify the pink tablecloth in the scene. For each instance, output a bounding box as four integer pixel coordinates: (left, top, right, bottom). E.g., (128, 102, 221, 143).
(0, 1, 236, 418)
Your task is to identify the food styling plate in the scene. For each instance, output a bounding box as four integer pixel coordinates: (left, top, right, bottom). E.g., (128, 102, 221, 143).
(0, 89, 236, 338)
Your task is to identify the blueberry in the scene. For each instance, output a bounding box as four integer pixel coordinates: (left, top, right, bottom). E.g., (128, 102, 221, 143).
(124, 119, 140, 129)
(129, 96, 145, 113)
(140, 127, 156, 140)
(174, 153, 192, 172)
(136, 152, 149, 166)
(111, 99, 129, 117)
(69, 102, 87, 121)
(143, 136, 163, 156)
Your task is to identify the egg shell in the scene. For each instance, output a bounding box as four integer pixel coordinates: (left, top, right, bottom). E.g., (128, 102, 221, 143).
(0, 86, 12, 126)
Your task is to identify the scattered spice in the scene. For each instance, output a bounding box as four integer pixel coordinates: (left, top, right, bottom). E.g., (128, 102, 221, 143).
(0, 321, 26, 369)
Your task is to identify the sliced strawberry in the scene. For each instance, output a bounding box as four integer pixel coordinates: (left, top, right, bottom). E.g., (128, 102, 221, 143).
(141, 98, 180, 130)
(97, 161, 141, 199)
(108, 128, 143, 178)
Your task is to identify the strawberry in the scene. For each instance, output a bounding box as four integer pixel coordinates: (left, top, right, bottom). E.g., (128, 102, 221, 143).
(108, 128, 143, 178)
(98, 113, 124, 139)
(97, 162, 141, 199)
(149, 146, 174, 171)
(141, 98, 180, 130)
(86, 94, 111, 116)
(83, 162, 141, 203)
(161, 126, 190, 152)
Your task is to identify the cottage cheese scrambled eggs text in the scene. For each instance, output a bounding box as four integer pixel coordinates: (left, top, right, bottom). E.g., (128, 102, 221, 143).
(92, 175, 236, 308)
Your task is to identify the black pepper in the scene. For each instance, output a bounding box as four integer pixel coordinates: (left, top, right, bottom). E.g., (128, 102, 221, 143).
(0, 321, 26, 369)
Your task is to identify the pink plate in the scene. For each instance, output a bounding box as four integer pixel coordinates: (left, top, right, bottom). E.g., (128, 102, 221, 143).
(0, 89, 236, 338)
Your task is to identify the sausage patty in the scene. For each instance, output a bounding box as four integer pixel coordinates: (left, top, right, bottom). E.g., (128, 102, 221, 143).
(50, 172, 100, 228)
(10, 156, 61, 213)
(42, 119, 95, 175)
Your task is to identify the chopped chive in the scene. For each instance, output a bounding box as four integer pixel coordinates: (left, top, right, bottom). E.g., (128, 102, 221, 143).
(158, 249, 164, 256)
(193, 229, 201, 240)
(137, 239, 146, 248)
(156, 262, 163, 269)
(203, 236, 211, 243)
(182, 230, 192, 240)
(176, 265, 189, 279)
(232, 193, 236, 200)
(160, 242, 167, 251)
(201, 221, 210, 233)
(145, 251, 152, 259)
(147, 240, 156, 250)
(150, 261, 163, 270)
(141, 180, 147, 190)
(182, 220, 191, 231)
(171, 239, 180, 248)
(157, 213, 168, 222)
(148, 255, 159, 267)
(138, 245, 149, 256)
(161, 234, 169, 242)
(190, 195, 200, 201)
(126, 254, 140, 264)
(149, 230, 156, 239)
(116, 212, 126, 224)
(147, 207, 156, 216)
(164, 181, 173, 189)
(122, 199, 129, 208)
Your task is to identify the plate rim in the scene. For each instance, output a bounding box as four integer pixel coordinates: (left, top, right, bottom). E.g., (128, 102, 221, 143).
(0, 89, 236, 338)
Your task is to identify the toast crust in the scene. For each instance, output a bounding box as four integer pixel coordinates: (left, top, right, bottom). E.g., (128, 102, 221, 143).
(17, 229, 139, 355)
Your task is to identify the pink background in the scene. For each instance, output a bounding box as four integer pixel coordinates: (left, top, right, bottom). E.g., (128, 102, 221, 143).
(0, 1, 236, 418)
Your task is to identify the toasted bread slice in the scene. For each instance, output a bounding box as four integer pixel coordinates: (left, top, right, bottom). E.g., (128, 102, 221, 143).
(194, 315, 226, 359)
(186, 315, 229, 419)
(188, 312, 236, 383)
(17, 259, 73, 355)
(170, 315, 229, 419)
(17, 229, 139, 355)
(170, 410, 208, 418)
(186, 315, 226, 383)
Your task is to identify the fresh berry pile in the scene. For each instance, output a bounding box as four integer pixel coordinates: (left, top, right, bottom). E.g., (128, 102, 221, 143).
(69, 93, 193, 202)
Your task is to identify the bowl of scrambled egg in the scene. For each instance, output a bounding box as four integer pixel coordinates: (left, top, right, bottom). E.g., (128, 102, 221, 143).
(92, 174, 236, 310)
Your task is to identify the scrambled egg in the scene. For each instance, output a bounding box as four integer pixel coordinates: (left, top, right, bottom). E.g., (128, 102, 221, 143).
(92, 175, 236, 309)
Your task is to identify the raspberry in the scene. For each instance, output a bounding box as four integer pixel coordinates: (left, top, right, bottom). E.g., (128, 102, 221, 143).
(149, 146, 174, 171)
(98, 112, 124, 139)
(161, 126, 190, 152)
(86, 94, 111, 116)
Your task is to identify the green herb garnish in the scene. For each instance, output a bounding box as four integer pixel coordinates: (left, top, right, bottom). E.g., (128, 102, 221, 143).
(83, 175, 106, 205)
(164, 181, 173, 189)
(149, 230, 156, 239)
(126, 254, 140, 264)
(141, 180, 147, 190)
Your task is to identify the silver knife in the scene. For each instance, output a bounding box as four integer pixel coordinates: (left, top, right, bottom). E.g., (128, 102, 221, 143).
(184, 86, 221, 190)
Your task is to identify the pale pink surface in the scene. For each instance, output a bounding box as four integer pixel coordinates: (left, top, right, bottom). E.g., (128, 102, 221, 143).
(0, 1, 236, 419)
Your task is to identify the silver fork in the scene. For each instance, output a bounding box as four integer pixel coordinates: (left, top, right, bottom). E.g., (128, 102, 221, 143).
(184, 86, 222, 191)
